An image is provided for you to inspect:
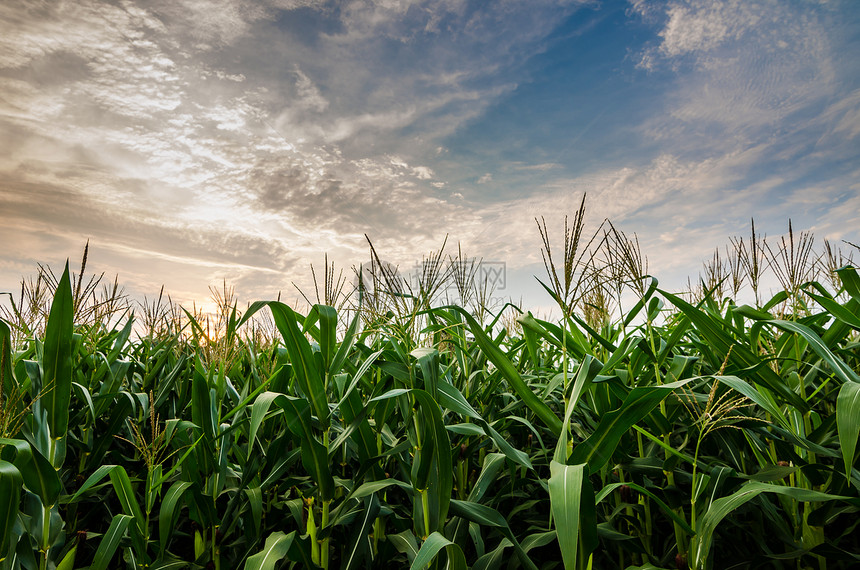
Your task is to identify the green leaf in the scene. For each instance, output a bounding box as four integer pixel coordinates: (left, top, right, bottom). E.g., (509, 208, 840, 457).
(56, 544, 77, 570)
(159, 481, 193, 554)
(273, 395, 335, 501)
(444, 306, 562, 436)
(41, 262, 74, 439)
(328, 479, 413, 529)
(248, 391, 281, 450)
(341, 494, 381, 570)
(72, 382, 96, 425)
(412, 347, 440, 400)
(370, 388, 453, 533)
(691, 482, 853, 569)
(90, 514, 134, 570)
(0, 319, 14, 400)
(109, 465, 146, 537)
(307, 304, 338, 375)
(555, 356, 601, 464)
(436, 380, 531, 469)
(733, 305, 775, 321)
(518, 309, 590, 360)
(244, 531, 301, 570)
(336, 382, 383, 480)
(756, 319, 860, 384)
(329, 310, 360, 377)
(622, 277, 658, 328)
(0, 437, 61, 505)
(836, 266, 860, 302)
(241, 301, 330, 426)
(191, 363, 216, 441)
(469, 453, 506, 503)
(803, 289, 860, 330)
(107, 316, 134, 362)
(714, 375, 788, 429)
(837, 382, 860, 480)
(271, 303, 329, 427)
(449, 500, 538, 570)
(569, 379, 692, 472)
(595, 482, 694, 536)
(410, 531, 467, 570)
(548, 461, 587, 570)
(660, 290, 809, 412)
(332, 349, 384, 415)
(388, 530, 420, 563)
(246, 487, 263, 540)
(68, 464, 118, 503)
(472, 539, 512, 570)
(0, 460, 22, 556)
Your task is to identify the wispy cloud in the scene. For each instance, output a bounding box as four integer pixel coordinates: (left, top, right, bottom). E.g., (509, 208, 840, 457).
(468, 135, 859, 288)
(0, 0, 591, 302)
(0, 0, 857, 308)
(633, 0, 842, 146)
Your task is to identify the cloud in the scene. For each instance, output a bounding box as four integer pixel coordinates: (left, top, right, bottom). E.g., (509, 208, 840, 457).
(292, 66, 329, 113)
(819, 88, 860, 142)
(0, 0, 588, 275)
(651, 0, 755, 59)
(465, 143, 818, 271)
(1, 0, 856, 310)
(633, 0, 839, 148)
(514, 163, 562, 171)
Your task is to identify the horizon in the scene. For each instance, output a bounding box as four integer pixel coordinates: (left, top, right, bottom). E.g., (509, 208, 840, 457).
(2, 221, 856, 334)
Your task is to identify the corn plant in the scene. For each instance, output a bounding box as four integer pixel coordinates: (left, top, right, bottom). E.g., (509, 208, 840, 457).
(0, 221, 858, 570)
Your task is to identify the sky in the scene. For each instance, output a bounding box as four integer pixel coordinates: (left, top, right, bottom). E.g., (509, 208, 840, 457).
(1, 0, 859, 315)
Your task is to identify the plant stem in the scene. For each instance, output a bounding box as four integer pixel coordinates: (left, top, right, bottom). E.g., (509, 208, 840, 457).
(691, 435, 704, 535)
(321, 500, 330, 570)
(562, 317, 570, 441)
(421, 488, 431, 540)
(308, 500, 319, 566)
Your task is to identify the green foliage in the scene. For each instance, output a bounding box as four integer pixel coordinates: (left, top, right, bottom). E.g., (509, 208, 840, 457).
(0, 246, 857, 570)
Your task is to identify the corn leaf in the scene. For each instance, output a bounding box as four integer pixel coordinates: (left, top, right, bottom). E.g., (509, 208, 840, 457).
(270, 303, 329, 427)
(41, 262, 74, 439)
(341, 494, 381, 570)
(273, 395, 335, 501)
(569, 379, 692, 472)
(410, 531, 467, 570)
(0, 437, 60, 505)
(446, 306, 562, 436)
(159, 481, 193, 554)
(436, 380, 531, 468)
(449, 499, 538, 570)
(244, 530, 306, 570)
(836, 266, 860, 301)
(691, 482, 854, 569)
(0, 460, 22, 556)
(307, 304, 338, 376)
(803, 289, 860, 330)
(109, 465, 146, 537)
(754, 319, 860, 385)
(90, 514, 133, 570)
(661, 290, 809, 411)
(0, 319, 13, 398)
(837, 382, 860, 480)
(548, 461, 587, 570)
(555, 356, 601, 464)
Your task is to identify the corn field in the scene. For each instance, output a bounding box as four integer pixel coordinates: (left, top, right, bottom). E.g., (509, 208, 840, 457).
(1, 218, 859, 570)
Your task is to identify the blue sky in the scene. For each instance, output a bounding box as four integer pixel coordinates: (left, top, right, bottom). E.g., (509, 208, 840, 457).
(1, 0, 858, 313)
